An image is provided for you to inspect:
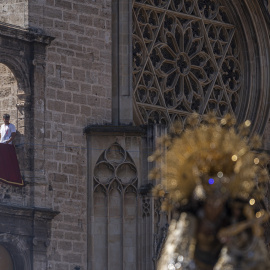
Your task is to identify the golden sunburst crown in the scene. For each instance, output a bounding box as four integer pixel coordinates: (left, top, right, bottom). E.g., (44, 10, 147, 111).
(149, 113, 269, 211)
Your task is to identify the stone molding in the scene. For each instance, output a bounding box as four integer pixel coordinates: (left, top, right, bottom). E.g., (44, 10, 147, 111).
(241, 0, 270, 134)
(112, 0, 133, 125)
(262, 0, 270, 13)
(84, 124, 146, 136)
(0, 22, 54, 44)
(0, 203, 59, 270)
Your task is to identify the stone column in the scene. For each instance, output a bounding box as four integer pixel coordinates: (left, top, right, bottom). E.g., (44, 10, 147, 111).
(112, 0, 133, 125)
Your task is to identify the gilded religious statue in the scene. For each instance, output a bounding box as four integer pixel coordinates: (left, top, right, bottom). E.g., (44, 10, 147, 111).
(149, 113, 270, 270)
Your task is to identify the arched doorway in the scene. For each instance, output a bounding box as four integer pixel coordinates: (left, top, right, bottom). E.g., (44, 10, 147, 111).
(0, 245, 14, 270)
(0, 62, 26, 143)
(0, 63, 26, 202)
(0, 64, 18, 123)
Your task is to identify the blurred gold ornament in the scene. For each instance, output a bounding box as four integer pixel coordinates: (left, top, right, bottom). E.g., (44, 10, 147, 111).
(150, 113, 269, 210)
(154, 113, 270, 270)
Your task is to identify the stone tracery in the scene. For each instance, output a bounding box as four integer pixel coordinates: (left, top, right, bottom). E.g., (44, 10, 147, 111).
(93, 143, 138, 194)
(133, 0, 242, 125)
(92, 142, 139, 269)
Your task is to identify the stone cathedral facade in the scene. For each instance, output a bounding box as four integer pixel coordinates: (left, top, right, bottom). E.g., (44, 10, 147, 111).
(0, 0, 269, 270)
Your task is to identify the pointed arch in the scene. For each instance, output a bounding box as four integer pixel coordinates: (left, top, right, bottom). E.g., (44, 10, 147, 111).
(90, 142, 139, 270)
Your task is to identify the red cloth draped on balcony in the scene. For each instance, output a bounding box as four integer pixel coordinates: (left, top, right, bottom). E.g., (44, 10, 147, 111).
(0, 144, 24, 186)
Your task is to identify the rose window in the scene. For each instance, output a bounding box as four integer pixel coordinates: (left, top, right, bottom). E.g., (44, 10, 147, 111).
(133, 0, 242, 125)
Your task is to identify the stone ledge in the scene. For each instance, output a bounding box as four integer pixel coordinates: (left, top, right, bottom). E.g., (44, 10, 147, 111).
(84, 125, 147, 136)
(0, 202, 59, 221)
(0, 22, 54, 44)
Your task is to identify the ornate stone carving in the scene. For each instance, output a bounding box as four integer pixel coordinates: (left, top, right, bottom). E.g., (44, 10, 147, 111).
(153, 197, 169, 263)
(133, 0, 242, 125)
(93, 143, 138, 194)
(142, 197, 151, 217)
(0, 182, 27, 204)
(92, 142, 139, 269)
(0, 204, 58, 270)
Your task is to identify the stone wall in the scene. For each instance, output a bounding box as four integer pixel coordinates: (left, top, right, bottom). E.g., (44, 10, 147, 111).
(0, 64, 17, 123)
(264, 0, 270, 12)
(0, 0, 111, 268)
(0, 0, 112, 269)
(0, 0, 269, 270)
(0, 0, 28, 27)
(27, 1, 112, 269)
